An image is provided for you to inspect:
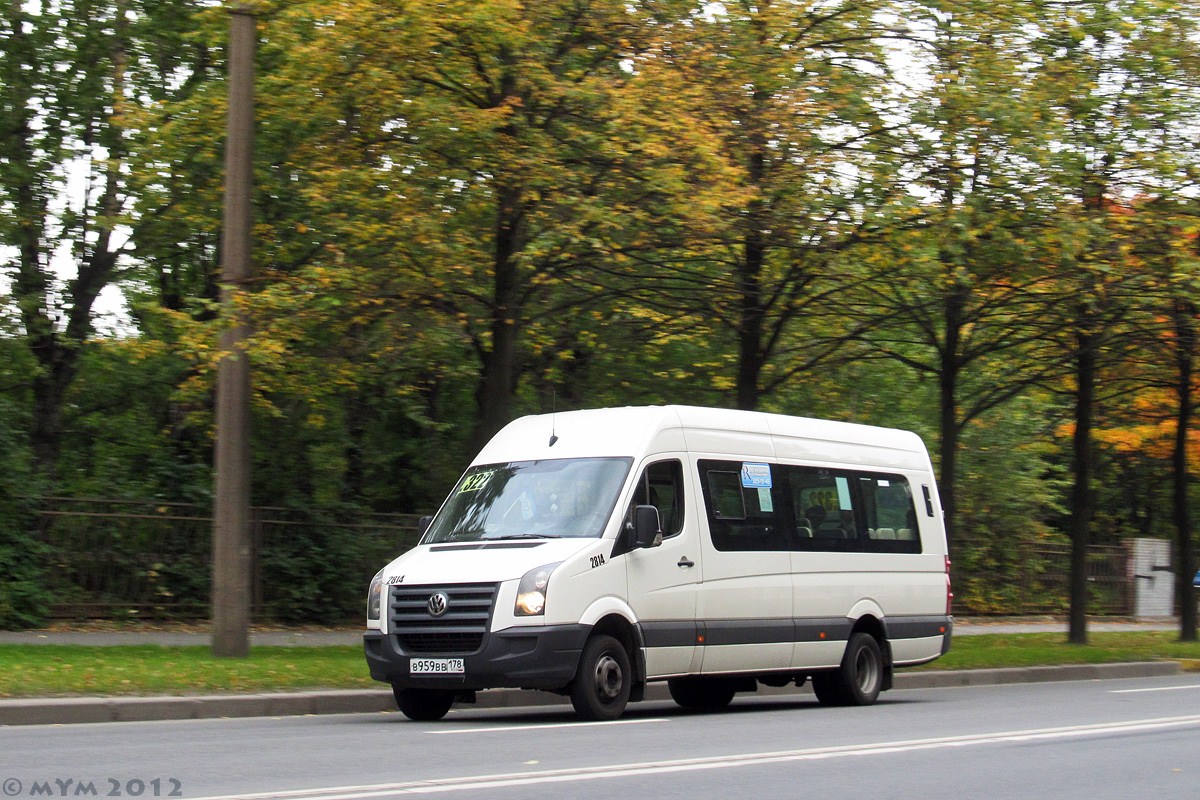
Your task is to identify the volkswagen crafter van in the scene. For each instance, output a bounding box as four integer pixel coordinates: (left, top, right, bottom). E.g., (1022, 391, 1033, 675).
(364, 405, 952, 721)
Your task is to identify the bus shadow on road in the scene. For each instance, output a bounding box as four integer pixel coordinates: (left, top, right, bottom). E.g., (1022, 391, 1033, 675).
(362, 692, 921, 726)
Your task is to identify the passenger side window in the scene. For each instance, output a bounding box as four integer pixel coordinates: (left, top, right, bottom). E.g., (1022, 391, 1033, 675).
(698, 460, 924, 554)
(791, 469, 859, 548)
(857, 474, 920, 554)
(700, 460, 790, 552)
(630, 460, 685, 538)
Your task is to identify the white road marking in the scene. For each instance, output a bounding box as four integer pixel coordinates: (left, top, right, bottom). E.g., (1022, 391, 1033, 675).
(187, 715, 1200, 800)
(430, 717, 670, 735)
(1109, 684, 1200, 694)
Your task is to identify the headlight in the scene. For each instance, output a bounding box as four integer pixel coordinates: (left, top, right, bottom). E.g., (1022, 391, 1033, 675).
(367, 569, 384, 621)
(515, 562, 562, 617)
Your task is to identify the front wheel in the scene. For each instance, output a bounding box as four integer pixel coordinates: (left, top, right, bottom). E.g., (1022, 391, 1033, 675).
(570, 634, 632, 721)
(812, 632, 884, 707)
(393, 686, 455, 721)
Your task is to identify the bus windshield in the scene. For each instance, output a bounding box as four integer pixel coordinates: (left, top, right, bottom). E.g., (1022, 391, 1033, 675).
(422, 457, 632, 543)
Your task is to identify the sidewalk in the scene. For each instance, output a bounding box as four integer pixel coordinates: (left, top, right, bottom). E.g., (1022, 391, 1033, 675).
(952, 617, 1180, 636)
(0, 617, 1179, 646)
(0, 628, 361, 647)
(0, 618, 1186, 727)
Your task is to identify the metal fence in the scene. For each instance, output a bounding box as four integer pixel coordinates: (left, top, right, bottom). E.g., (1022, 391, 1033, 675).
(951, 536, 1134, 616)
(34, 497, 423, 621)
(32, 498, 1143, 620)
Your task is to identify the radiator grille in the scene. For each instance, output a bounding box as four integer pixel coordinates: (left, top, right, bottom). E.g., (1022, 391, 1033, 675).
(389, 583, 497, 654)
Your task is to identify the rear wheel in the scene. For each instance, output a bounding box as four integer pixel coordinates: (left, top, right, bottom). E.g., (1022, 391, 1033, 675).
(393, 686, 455, 721)
(667, 677, 737, 711)
(570, 634, 632, 721)
(812, 632, 884, 707)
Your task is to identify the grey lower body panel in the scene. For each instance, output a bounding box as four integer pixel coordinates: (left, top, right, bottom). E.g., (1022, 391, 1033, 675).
(364, 624, 589, 692)
(641, 615, 951, 649)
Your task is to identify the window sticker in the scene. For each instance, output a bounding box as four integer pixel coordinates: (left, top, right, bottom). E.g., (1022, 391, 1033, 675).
(836, 476, 852, 509)
(458, 470, 494, 493)
(741, 462, 772, 489)
(758, 487, 774, 513)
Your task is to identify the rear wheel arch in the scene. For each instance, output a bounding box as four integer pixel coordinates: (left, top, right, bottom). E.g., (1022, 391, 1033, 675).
(813, 616, 892, 706)
(851, 615, 894, 691)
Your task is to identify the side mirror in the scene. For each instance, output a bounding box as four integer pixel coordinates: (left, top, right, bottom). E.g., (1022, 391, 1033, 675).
(633, 505, 663, 549)
(416, 515, 433, 540)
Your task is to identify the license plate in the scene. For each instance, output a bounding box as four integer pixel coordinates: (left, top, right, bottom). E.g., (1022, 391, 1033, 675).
(410, 657, 465, 675)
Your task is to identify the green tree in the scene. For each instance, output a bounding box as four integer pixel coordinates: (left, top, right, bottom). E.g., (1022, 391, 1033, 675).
(846, 0, 1063, 541)
(251, 0, 698, 449)
(1, 0, 213, 480)
(1030, 0, 1200, 643)
(1103, 200, 1200, 641)
(615, 0, 905, 411)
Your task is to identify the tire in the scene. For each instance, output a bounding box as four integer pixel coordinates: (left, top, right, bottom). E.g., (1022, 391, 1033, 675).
(667, 677, 737, 711)
(570, 634, 632, 721)
(812, 632, 884, 707)
(393, 686, 455, 721)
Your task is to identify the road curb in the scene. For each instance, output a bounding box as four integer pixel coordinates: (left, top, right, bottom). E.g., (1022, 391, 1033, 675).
(0, 689, 397, 726)
(0, 661, 1183, 727)
(891, 660, 1182, 689)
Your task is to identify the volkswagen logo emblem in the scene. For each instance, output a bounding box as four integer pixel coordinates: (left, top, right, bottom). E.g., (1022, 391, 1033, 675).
(427, 591, 449, 617)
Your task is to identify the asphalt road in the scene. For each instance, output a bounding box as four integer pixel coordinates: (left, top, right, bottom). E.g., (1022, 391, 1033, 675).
(4, 674, 1199, 800)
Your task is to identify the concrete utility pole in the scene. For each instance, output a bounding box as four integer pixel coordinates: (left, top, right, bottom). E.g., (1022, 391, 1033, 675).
(212, 5, 256, 658)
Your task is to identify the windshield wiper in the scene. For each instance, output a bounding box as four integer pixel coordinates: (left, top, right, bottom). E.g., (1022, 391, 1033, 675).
(492, 533, 562, 540)
(445, 527, 486, 540)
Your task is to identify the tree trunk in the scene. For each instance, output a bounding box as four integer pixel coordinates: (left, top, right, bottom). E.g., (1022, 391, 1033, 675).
(474, 181, 523, 448)
(938, 370, 959, 548)
(735, 116, 768, 412)
(28, 358, 72, 475)
(1171, 298, 1196, 642)
(937, 280, 967, 545)
(736, 222, 766, 412)
(1069, 328, 1097, 645)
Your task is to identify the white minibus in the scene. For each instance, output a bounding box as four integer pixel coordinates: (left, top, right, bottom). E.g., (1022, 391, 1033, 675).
(364, 405, 953, 720)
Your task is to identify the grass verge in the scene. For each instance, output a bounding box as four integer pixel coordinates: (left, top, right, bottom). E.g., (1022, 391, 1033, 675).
(927, 631, 1200, 671)
(0, 645, 374, 697)
(1, 632, 1198, 698)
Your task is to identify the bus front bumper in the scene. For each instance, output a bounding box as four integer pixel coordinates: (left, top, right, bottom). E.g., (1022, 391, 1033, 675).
(363, 624, 589, 692)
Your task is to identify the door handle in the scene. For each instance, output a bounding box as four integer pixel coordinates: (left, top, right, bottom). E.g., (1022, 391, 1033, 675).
(677, 557, 695, 568)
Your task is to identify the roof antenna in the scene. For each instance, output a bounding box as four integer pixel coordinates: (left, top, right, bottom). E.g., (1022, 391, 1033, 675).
(548, 388, 559, 447)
